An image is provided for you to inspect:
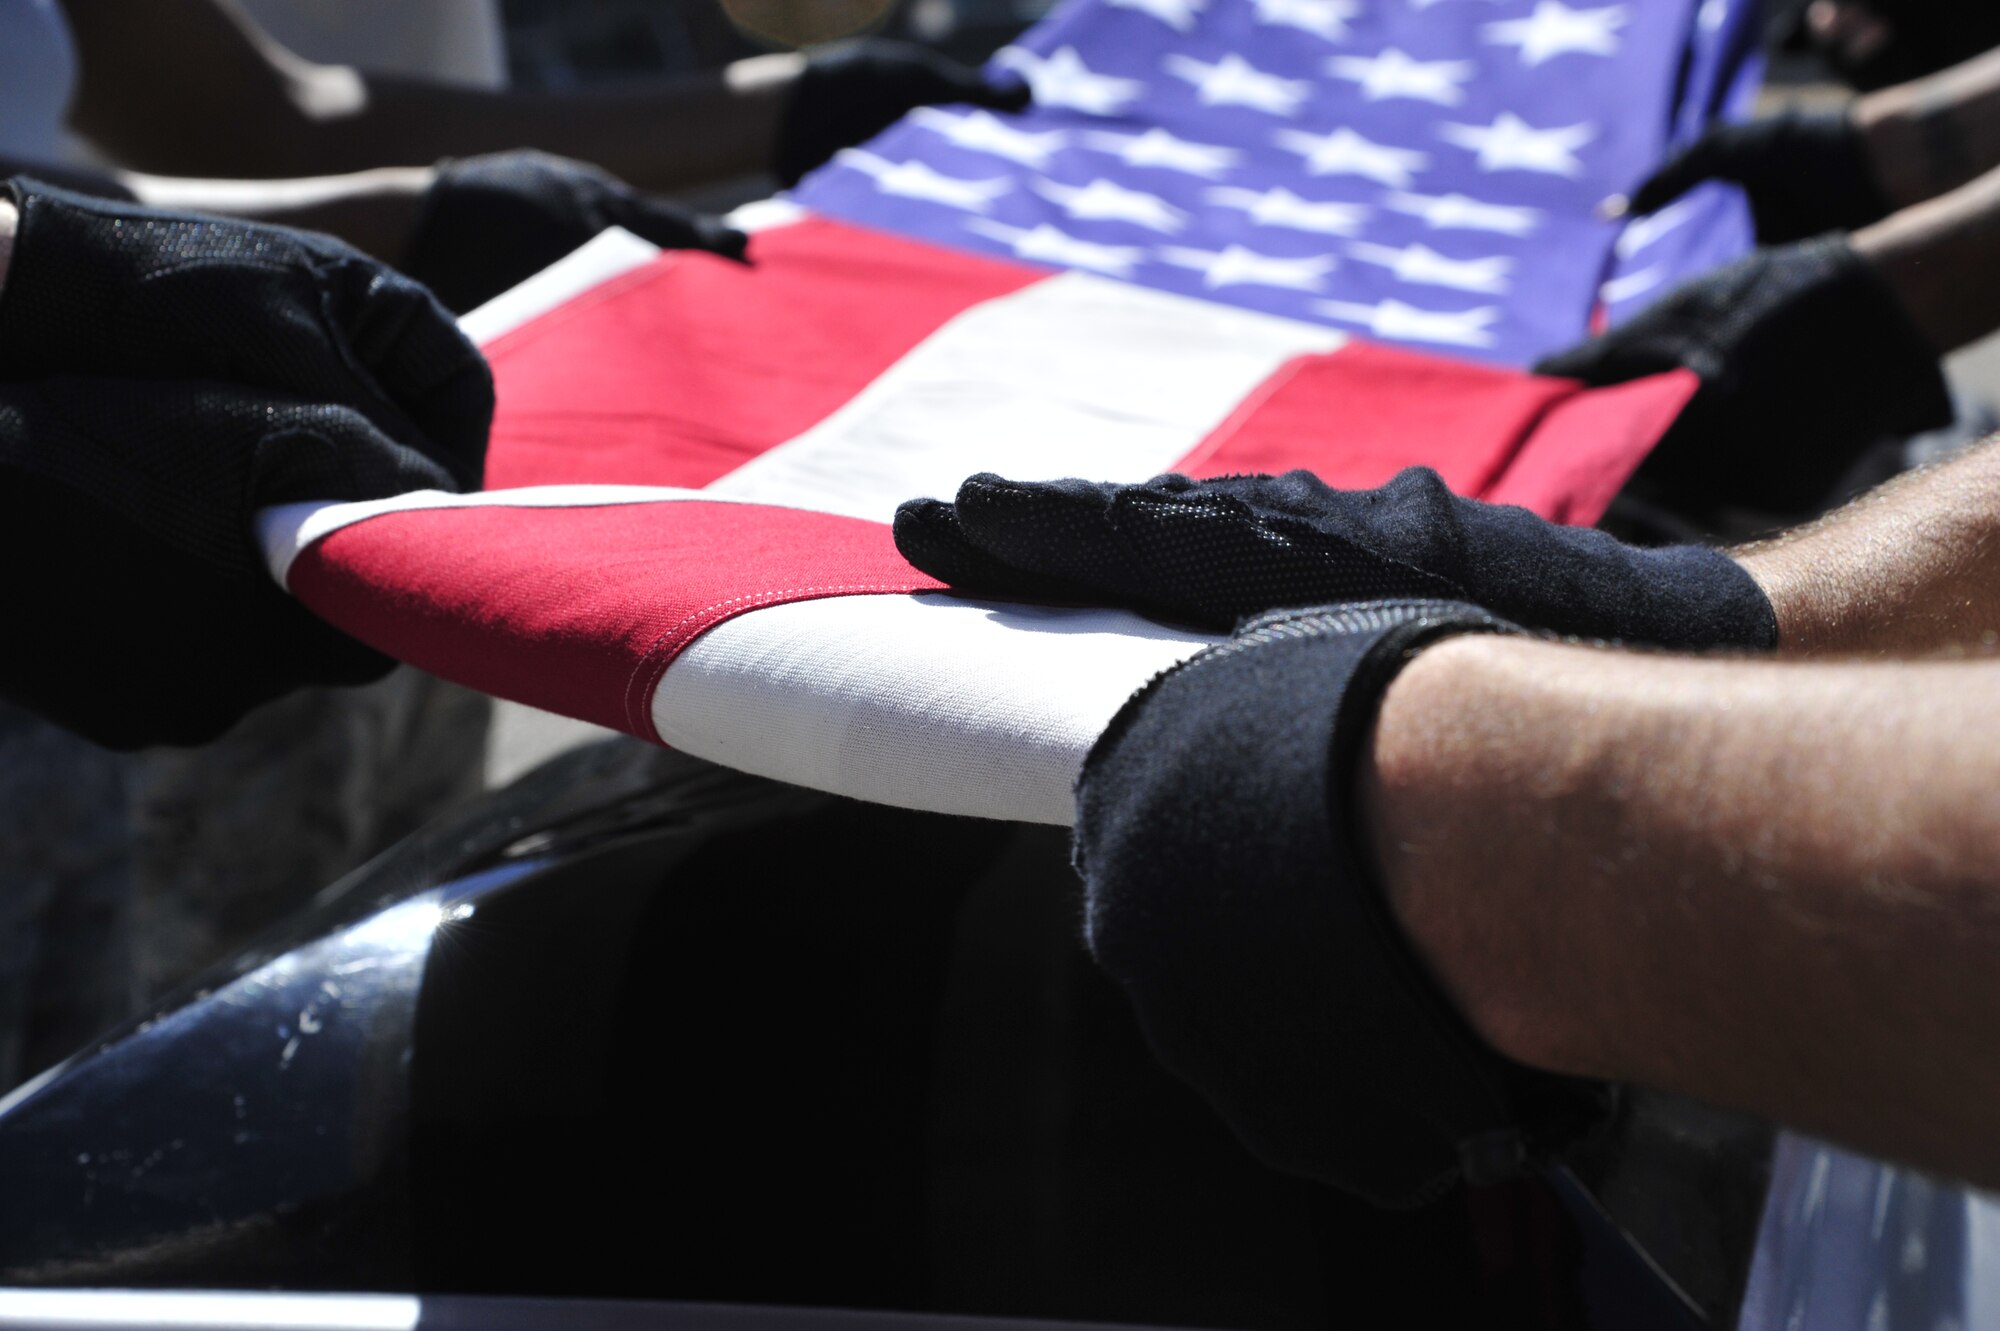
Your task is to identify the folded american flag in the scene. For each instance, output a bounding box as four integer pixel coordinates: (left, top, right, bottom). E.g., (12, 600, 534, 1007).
(260, 0, 1759, 824)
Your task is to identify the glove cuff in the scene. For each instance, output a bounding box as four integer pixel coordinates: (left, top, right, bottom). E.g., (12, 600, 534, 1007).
(398, 153, 566, 316)
(1786, 108, 1897, 236)
(1079, 599, 1611, 1205)
(1770, 237, 1954, 443)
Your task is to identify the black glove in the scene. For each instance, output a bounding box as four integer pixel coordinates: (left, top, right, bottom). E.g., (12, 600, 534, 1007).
(0, 380, 446, 748)
(1078, 599, 1612, 1206)
(1537, 236, 1951, 514)
(400, 150, 750, 315)
(895, 466, 1775, 650)
(1626, 109, 1894, 245)
(774, 38, 1032, 187)
(0, 177, 493, 493)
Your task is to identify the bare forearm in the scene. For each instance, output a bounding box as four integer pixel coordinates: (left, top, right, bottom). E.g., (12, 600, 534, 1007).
(1859, 45, 2000, 209)
(1731, 434, 2000, 656)
(63, 0, 795, 191)
(283, 58, 796, 193)
(118, 167, 434, 262)
(1367, 634, 2000, 1187)
(1852, 160, 2000, 353)
(0, 199, 14, 297)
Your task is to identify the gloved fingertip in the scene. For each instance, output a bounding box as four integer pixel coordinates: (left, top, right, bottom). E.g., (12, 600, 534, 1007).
(953, 471, 1014, 503)
(892, 494, 954, 528)
(892, 496, 1008, 586)
(954, 472, 1083, 522)
(1624, 179, 1680, 217)
(891, 496, 962, 556)
(978, 79, 1033, 112)
(1625, 154, 1706, 216)
(1530, 348, 1591, 380)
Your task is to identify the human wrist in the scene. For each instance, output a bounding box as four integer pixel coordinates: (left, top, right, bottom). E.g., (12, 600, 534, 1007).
(1364, 633, 1611, 1077)
(1729, 543, 1847, 656)
(1855, 88, 1946, 210)
(727, 52, 805, 166)
(1732, 434, 2000, 657)
(1853, 166, 2000, 354)
(0, 197, 16, 302)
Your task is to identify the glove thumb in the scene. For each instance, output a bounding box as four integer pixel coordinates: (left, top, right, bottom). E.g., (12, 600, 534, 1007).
(1626, 138, 1723, 216)
(967, 77, 1033, 112)
(1532, 337, 1615, 384)
(621, 195, 750, 263)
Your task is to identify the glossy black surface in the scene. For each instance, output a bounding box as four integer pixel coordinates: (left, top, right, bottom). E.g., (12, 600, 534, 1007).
(0, 741, 1761, 1327)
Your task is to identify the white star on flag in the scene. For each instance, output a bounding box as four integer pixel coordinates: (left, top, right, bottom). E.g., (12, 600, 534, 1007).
(1156, 244, 1336, 291)
(1033, 177, 1189, 232)
(1275, 127, 1427, 186)
(908, 108, 1068, 169)
(1612, 193, 1699, 258)
(1083, 128, 1242, 177)
(1253, 0, 1362, 41)
(1483, 2, 1627, 65)
(836, 151, 1013, 211)
(1600, 268, 1665, 303)
(1315, 298, 1501, 347)
(1384, 191, 1541, 234)
(1325, 48, 1474, 104)
(1163, 53, 1310, 116)
(965, 219, 1147, 276)
(1439, 114, 1594, 176)
(1207, 186, 1368, 236)
(1108, 0, 1206, 30)
(1347, 241, 1513, 293)
(994, 46, 1145, 116)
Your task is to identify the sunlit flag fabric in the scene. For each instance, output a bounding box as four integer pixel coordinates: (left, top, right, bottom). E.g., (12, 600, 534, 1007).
(260, 0, 1761, 825)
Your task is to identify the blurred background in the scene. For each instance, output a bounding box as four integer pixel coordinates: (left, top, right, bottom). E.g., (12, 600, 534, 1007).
(500, 0, 1056, 88)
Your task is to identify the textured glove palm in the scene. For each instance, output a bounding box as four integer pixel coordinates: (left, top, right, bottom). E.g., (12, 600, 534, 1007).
(0, 181, 495, 746)
(0, 381, 437, 747)
(401, 151, 749, 315)
(1079, 599, 1611, 1206)
(0, 179, 492, 490)
(1536, 236, 1950, 513)
(895, 466, 1776, 649)
(774, 38, 1031, 186)
(1626, 109, 1894, 244)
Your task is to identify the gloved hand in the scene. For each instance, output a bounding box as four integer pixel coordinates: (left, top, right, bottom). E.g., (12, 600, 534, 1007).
(1078, 599, 1612, 1206)
(895, 466, 1776, 650)
(1536, 235, 1951, 513)
(1624, 109, 1894, 244)
(774, 38, 1031, 186)
(0, 380, 446, 748)
(400, 150, 750, 315)
(0, 177, 493, 493)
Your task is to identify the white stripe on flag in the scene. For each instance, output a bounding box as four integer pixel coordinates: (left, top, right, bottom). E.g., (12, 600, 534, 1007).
(703, 270, 1345, 522)
(651, 592, 1220, 826)
(257, 486, 759, 587)
(458, 226, 663, 346)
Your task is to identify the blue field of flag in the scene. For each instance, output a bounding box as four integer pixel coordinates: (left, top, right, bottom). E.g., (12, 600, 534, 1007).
(793, 0, 1763, 367)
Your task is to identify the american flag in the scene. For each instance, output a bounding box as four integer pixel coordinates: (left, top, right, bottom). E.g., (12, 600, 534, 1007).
(259, 0, 1758, 824)
(797, 0, 1762, 364)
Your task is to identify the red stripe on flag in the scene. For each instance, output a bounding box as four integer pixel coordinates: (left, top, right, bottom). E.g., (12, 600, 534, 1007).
(1174, 341, 1573, 495)
(482, 218, 1045, 491)
(1483, 368, 1700, 524)
(286, 501, 941, 741)
(1173, 342, 1698, 526)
